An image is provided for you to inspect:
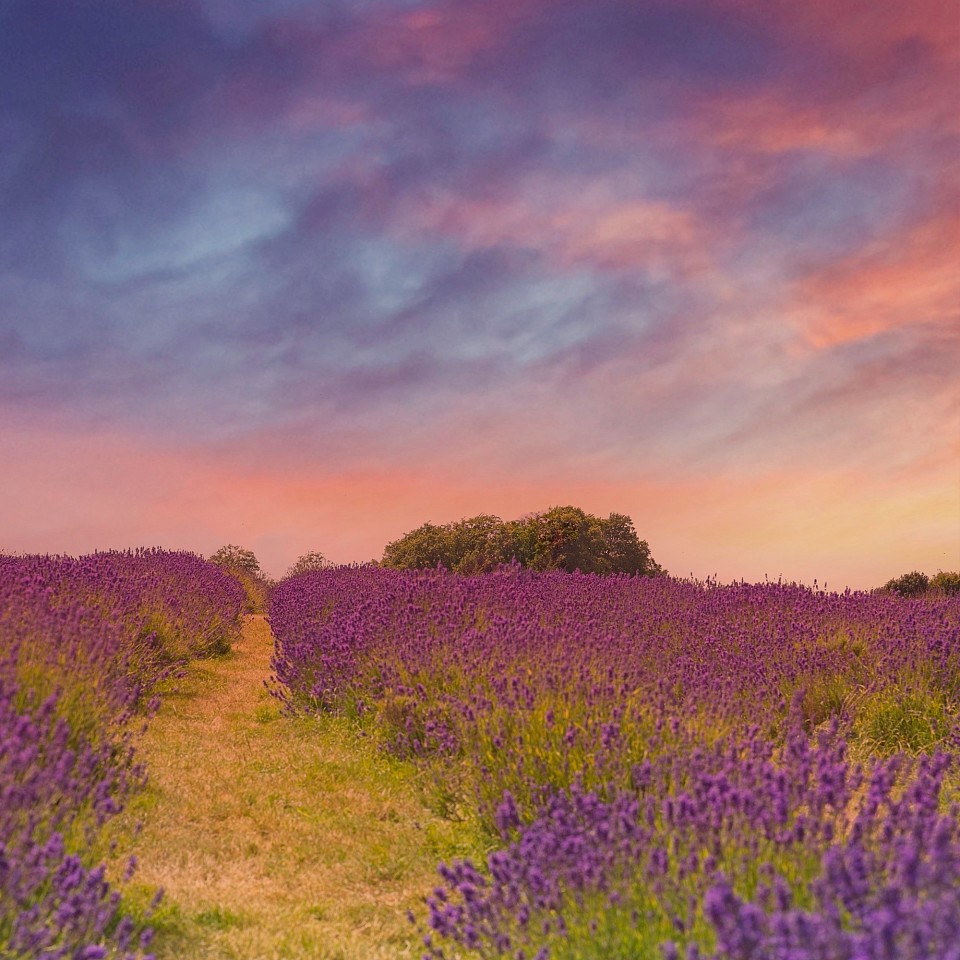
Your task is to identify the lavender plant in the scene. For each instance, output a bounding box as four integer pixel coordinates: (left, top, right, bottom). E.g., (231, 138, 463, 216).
(1, 550, 246, 959)
(270, 565, 960, 959)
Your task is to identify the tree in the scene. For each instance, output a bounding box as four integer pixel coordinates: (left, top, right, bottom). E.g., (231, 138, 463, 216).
(381, 523, 456, 570)
(882, 571, 930, 596)
(529, 506, 608, 573)
(600, 512, 663, 576)
(448, 514, 511, 574)
(209, 544, 262, 578)
(285, 551, 330, 578)
(929, 571, 960, 596)
(501, 516, 539, 568)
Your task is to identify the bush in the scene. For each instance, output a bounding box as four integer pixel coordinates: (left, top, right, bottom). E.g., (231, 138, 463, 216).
(284, 551, 331, 579)
(882, 570, 930, 596)
(930, 570, 960, 596)
(880, 570, 960, 598)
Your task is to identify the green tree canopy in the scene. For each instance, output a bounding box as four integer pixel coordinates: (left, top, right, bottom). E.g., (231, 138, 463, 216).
(447, 514, 511, 574)
(381, 522, 457, 571)
(285, 551, 330, 579)
(882, 570, 930, 596)
(880, 570, 960, 597)
(529, 505, 607, 573)
(209, 544, 262, 578)
(381, 507, 664, 576)
(930, 571, 960, 595)
(601, 512, 664, 577)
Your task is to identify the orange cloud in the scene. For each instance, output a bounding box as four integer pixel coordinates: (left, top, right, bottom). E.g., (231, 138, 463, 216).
(793, 208, 960, 349)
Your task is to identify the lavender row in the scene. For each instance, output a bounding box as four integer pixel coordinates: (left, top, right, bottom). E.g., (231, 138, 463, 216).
(270, 567, 960, 800)
(0, 550, 246, 959)
(269, 565, 960, 958)
(424, 721, 960, 959)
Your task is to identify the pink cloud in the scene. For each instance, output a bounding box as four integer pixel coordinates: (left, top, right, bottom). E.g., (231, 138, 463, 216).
(735, 0, 960, 64)
(351, 1, 527, 84)
(686, 95, 874, 158)
(557, 0, 957, 172)
(394, 179, 717, 277)
(792, 208, 960, 349)
(704, 0, 959, 152)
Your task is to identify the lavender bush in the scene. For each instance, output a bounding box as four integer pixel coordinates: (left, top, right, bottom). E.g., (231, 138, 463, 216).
(270, 565, 960, 958)
(0, 550, 245, 959)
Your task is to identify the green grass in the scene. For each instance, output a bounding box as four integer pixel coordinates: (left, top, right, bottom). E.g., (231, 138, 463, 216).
(853, 684, 954, 753)
(102, 616, 489, 960)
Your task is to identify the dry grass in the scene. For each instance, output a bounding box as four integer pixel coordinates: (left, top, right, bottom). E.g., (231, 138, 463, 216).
(104, 615, 486, 960)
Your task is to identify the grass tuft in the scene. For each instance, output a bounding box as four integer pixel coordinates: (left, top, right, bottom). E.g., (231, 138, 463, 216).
(853, 684, 953, 753)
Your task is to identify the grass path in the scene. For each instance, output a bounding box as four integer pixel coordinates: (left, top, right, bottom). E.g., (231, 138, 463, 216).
(106, 614, 484, 960)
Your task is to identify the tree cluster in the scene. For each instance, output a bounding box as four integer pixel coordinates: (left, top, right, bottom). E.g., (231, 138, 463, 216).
(881, 570, 960, 597)
(381, 506, 664, 576)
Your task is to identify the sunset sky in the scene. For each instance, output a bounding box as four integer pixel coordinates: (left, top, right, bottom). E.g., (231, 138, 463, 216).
(1, 0, 958, 587)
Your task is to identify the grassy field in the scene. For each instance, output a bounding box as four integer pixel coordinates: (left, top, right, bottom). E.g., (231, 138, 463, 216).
(103, 615, 488, 960)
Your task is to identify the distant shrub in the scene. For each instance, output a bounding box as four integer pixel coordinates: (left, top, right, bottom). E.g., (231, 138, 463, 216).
(209, 544, 262, 578)
(930, 570, 960, 596)
(284, 551, 330, 579)
(880, 569, 960, 598)
(882, 570, 930, 596)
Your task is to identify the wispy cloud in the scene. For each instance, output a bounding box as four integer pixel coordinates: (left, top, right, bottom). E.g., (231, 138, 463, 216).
(1, 0, 957, 583)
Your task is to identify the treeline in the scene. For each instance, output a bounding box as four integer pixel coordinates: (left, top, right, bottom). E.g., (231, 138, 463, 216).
(380, 505, 664, 576)
(881, 570, 960, 596)
(210, 541, 960, 595)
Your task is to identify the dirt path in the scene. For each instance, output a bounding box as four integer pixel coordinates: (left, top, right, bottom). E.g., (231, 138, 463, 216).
(108, 615, 480, 960)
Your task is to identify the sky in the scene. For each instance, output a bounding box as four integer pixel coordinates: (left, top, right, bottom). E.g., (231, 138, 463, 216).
(1, 0, 958, 587)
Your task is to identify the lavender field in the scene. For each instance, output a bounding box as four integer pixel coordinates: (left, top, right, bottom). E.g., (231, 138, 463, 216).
(0, 550, 245, 959)
(270, 566, 960, 960)
(3, 554, 959, 959)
